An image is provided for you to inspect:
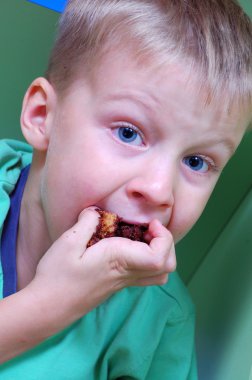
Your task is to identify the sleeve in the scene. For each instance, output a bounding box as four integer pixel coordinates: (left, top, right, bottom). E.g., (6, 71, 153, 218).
(144, 314, 198, 380)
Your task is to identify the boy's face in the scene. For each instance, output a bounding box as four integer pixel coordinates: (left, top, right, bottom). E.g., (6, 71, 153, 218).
(40, 51, 247, 244)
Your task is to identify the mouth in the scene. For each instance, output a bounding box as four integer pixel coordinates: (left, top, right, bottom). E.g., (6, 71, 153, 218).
(116, 219, 148, 241)
(87, 209, 148, 247)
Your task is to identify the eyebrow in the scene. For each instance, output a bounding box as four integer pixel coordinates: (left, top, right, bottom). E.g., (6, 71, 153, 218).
(102, 90, 159, 112)
(200, 138, 237, 157)
(101, 91, 238, 157)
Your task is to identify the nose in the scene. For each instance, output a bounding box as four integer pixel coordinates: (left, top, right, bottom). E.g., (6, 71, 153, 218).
(126, 160, 175, 208)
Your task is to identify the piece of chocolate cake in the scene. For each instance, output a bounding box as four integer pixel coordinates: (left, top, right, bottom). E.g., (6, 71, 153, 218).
(87, 210, 148, 247)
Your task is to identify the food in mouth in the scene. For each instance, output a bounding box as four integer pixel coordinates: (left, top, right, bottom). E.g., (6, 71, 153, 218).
(87, 210, 148, 247)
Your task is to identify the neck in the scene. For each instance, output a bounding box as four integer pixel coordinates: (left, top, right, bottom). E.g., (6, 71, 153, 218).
(16, 153, 51, 290)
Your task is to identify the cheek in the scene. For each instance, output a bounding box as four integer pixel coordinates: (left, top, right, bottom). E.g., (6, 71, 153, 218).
(170, 189, 213, 242)
(40, 152, 120, 241)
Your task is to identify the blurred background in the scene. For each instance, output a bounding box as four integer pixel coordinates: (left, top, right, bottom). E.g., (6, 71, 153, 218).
(0, 1, 252, 379)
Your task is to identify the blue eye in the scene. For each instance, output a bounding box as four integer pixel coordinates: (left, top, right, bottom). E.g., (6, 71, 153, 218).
(115, 125, 144, 146)
(183, 156, 209, 173)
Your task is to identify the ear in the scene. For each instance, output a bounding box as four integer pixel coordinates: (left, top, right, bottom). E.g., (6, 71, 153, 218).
(20, 77, 57, 151)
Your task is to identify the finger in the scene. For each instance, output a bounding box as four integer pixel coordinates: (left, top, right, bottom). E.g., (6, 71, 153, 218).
(149, 229, 173, 262)
(148, 219, 177, 271)
(148, 219, 171, 239)
(144, 218, 171, 243)
(166, 243, 177, 272)
(101, 236, 171, 275)
(60, 207, 100, 254)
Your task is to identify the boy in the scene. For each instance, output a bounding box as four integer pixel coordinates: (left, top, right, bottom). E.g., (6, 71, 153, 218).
(0, 0, 251, 378)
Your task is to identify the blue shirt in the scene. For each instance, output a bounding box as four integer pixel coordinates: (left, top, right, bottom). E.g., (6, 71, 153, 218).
(1, 165, 30, 297)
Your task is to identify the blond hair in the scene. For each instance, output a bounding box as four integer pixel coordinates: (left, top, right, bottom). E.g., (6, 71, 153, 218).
(46, 0, 252, 117)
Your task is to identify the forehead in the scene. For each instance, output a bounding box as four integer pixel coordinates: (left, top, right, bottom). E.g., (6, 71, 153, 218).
(91, 50, 247, 120)
(69, 48, 249, 146)
(89, 50, 199, 115)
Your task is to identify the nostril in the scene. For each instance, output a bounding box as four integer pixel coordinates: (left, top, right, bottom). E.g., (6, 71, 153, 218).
(132, 192, 144, 199)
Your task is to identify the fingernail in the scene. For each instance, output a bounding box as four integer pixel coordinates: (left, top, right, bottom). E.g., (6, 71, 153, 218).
(78, 206, 101, 220)
(87, 206, 100, 211)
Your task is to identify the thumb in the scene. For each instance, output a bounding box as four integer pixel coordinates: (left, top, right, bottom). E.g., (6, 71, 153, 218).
(62, 207, 100, 254)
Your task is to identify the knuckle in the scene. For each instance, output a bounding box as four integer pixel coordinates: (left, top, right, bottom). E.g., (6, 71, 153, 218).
(151, 256, 166, 272)
(157, 274, 169, 286)
(169, 259, 177, 272)
(165, 256, 177, 273)
(161, 227, 173, 242)
(167, 247, 177, 272)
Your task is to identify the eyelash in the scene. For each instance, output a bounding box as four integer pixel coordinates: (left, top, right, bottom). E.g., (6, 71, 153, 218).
(110, 123, 220, 174)
(183, 154, 220, 174)
(111, 121, 146, 147)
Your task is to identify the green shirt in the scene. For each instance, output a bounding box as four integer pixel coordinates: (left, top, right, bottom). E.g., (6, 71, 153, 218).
(0, 139, 197, 379)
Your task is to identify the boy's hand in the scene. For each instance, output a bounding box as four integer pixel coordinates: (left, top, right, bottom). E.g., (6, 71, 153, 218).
(89, 217, 176, 289)
(28, 208, 176, 329)
(0, 208, 176, 364)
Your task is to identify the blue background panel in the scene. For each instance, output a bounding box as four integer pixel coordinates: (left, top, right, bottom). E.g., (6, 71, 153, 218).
(27, 0, 67, 12)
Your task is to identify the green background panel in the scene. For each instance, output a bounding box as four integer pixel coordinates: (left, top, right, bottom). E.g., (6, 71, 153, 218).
(0, 0, 58, 141)
(189, 190, 252, 380)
